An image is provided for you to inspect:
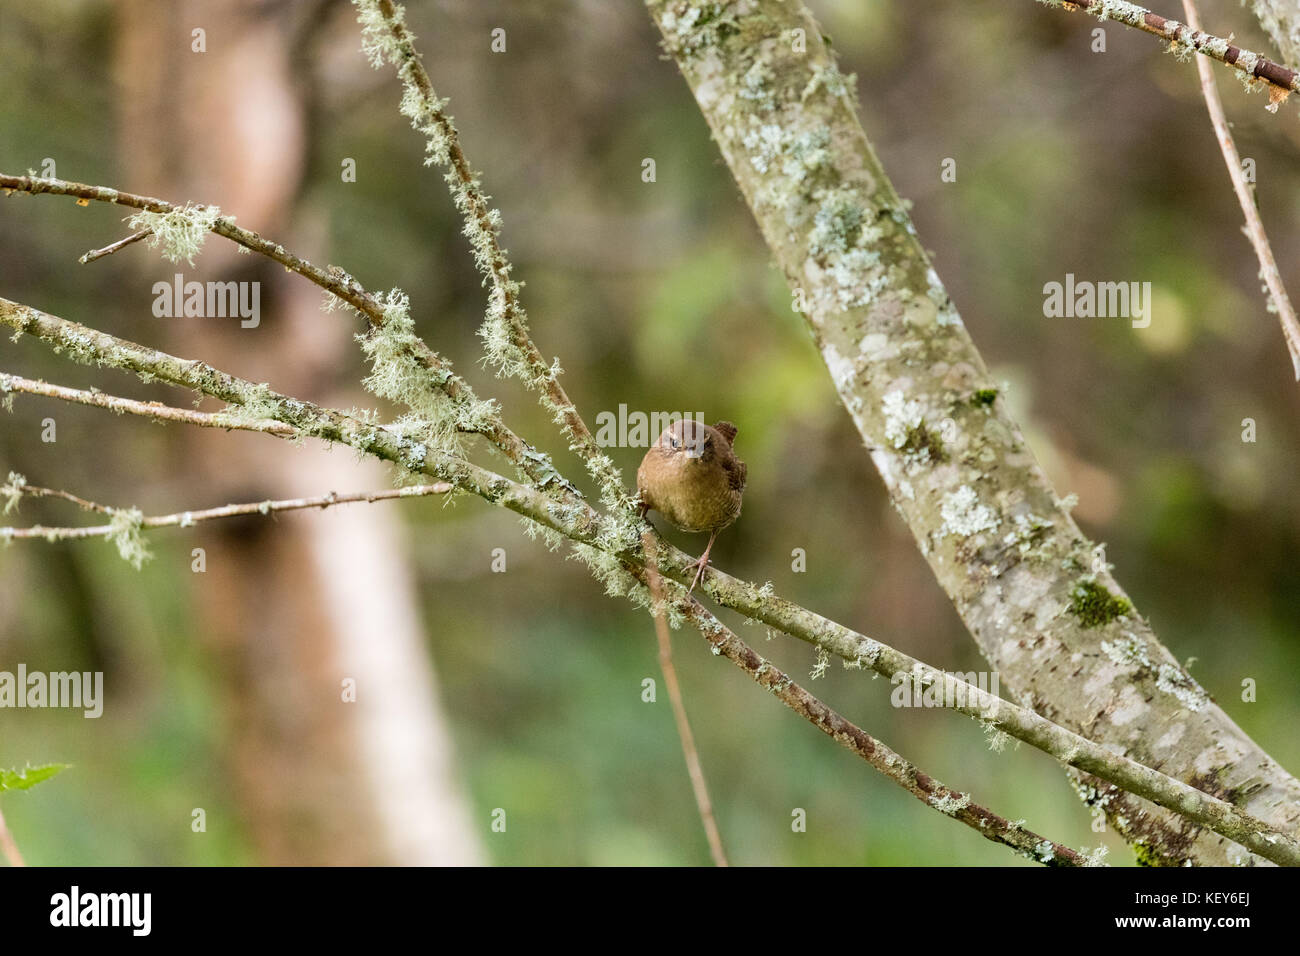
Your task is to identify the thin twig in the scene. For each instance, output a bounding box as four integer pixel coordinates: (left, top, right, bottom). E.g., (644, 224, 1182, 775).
(364, 0, 627, 506)
(644, 534, 728, 866)
(0, 806, 25, 867)
(0, 172, 557, 490)
(0, 372, 297, 436)
(642, 573, 1093, 865)
(79, 228, 151, 264)
(1038, 0, 1300, 98)
(1180, 0, 1300, 378)
(6, 294, 1300, 865)
(1, 484, 454, 541)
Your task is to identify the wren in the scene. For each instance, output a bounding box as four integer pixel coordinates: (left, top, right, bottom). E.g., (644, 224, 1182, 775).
(637, 419, 747, 594)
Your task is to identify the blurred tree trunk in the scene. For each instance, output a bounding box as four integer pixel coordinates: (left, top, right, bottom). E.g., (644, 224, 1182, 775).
(112, 0, 482, 864)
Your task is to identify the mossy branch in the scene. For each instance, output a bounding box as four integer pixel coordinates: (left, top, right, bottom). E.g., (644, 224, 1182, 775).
(4, 294, 1299, 864)
(647, 0, 1300, 866)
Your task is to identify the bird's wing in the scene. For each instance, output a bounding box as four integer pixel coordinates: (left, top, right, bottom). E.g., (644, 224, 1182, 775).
(726, 456, 747, 492)
(713, 421, 738, 445)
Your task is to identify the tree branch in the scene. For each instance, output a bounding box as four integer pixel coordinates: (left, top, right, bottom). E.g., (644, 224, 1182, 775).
(6, 292, 1298, 863)
(1180, 0, 1300, 378)
(651, 574, 1096, 865)
(1, 482, 453, 541)
(1039, 0, 1300, 100)
(646, 0, 1300, 865)
(0, 372, 296, 436)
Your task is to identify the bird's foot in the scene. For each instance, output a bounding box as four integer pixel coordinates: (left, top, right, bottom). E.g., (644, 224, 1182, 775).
(685, 553, 713, 596)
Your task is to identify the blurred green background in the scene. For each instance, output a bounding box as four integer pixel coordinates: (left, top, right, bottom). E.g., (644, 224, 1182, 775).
(1, 0, 1297, 865)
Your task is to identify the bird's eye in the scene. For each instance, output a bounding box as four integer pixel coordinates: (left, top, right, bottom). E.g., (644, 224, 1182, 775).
(668, 435, 680, 449)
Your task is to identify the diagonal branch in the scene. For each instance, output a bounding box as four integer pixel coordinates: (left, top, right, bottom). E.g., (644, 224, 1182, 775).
(647, 0, 1300, 865)
(647, 573, 1096, 865)
(1180, 0, 1300, 378)
(5, 293, 1299, 864)
(0, 171, 566, 493)
(1037, 0, 1300, 100)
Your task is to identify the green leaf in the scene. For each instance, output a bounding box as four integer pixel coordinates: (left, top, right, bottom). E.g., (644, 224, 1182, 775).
(0, 763, 70, 792)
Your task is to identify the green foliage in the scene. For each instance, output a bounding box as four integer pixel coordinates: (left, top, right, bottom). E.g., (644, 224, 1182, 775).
(0, 763, 69, 792)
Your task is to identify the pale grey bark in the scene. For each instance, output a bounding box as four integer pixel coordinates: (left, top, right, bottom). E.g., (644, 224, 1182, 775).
(646, 0, 1300, 865)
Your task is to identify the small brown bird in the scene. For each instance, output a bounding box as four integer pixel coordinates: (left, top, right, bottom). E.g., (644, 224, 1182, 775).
(637, 419, 747, 594)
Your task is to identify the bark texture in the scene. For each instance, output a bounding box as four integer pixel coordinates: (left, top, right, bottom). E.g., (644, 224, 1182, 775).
(645, 0, 1300, 865)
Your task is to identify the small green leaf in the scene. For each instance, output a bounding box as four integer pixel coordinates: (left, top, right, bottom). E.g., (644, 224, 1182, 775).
(0, 763, 70, 792)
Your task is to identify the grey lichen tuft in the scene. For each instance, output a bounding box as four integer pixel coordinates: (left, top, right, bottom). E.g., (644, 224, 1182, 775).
(2, 471, 26, 514)
(107, 507, 151, 569)
(127, 203, 221, 266)
(355, 289, 498, 457)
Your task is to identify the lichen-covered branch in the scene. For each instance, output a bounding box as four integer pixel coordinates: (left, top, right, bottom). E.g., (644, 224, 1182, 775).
(1038, 0, 1300, 99)
(646, 0, 1300, 865)
(352, 0, 632, 516)
(659, 583, 1096, 866)
(0, 372, 296, 436)
(1249, 0, 1300, 66)
(0, 172, 566, 493)
(1, 480, 453, 542)
(6, 293, 1299, 864)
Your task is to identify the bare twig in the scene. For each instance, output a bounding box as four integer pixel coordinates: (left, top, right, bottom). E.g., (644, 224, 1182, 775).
(1038, 0, 1300, 99)
(1, 484, 454, 541)
(79, 228, 151, 264)
(0, 807, 24, 867)
(0, 372, 296, 436)
(644, 535, 728, 866)
(1180, 0, 1300, 378)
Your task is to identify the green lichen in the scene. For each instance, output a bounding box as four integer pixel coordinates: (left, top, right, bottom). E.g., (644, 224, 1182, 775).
(971, 388, 998, 407)
(1068, 579, 1132, 628)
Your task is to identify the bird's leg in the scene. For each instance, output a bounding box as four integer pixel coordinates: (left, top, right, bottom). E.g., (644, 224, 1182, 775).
(687, 529, 719, 596)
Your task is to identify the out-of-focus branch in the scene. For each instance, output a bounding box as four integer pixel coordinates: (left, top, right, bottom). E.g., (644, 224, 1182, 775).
(5, 294, 1300, 864)
(644, 539, 728, 866)
(0, 372, 296, 436)
(0, 807, 25, 867)
(1037, 0, 1300, 99)
(0, 482, 453, 541)
(1181, 0, 1300, 378)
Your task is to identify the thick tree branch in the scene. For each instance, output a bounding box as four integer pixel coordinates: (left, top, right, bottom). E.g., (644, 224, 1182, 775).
(646, 0, 1300, 865)
(5, 294, 1299, 864)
